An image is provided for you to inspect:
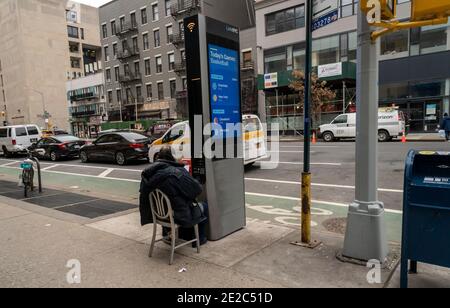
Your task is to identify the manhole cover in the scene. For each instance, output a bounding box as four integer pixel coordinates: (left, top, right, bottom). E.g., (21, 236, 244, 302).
(323, 218, 347, 235)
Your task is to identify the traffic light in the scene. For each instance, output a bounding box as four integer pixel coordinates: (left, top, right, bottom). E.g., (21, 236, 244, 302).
(361, 0, 397, 22)
(411, 0, 450, 22)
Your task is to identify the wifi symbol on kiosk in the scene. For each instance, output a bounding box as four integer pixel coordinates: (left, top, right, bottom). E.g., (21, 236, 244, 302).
(187, 22, 196, 32)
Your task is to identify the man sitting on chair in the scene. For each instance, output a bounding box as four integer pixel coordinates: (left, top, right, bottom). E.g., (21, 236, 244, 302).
(139, 146, 208, 246)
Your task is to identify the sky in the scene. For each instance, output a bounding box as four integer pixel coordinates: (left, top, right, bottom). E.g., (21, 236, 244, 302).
(73, 0, 113, 7)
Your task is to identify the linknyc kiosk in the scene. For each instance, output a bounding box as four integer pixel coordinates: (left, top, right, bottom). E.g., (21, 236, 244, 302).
(184, 14, 246, 241)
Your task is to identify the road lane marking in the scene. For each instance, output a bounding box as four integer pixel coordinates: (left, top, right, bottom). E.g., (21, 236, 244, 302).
(41, 165, 58, 171)
(1, 161, 19, 167)
(98, 168, 115, 178)
(245, 178, 403, 194)
(245, 192, 402, 214)
(260, 162, 343, 166)
(268, 151, 316, 154)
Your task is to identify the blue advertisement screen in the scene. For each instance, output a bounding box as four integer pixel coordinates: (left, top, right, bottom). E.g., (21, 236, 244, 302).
(208, 44, 241, 139)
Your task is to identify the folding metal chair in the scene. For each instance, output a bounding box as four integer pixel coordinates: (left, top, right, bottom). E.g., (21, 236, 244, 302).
(148, 189, 201, 265)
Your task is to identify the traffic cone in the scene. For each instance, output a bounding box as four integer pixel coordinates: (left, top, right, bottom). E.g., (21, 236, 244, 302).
(312, 131, 317, 144)
(402, 133, 407, 143)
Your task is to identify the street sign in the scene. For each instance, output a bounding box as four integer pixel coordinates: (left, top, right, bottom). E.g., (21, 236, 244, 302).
(312, 0, 339, 31)
(318, 62, 342, 78)
(264, 73, 278, 89)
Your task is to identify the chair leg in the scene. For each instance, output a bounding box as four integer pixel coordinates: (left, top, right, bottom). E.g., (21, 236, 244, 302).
(149, 223, 157, 258)
(194, 225, 201, 254)
(169, 227, 177, 265)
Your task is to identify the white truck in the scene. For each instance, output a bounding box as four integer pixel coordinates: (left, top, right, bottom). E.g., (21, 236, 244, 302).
(318, 108, 407, 142)
(0, 125, 42, 157)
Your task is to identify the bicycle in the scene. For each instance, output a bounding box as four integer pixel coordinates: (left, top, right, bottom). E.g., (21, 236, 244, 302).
(20, 150, 35, 198)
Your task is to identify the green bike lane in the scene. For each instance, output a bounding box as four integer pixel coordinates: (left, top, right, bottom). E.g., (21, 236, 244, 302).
(0, 165, 402, 243)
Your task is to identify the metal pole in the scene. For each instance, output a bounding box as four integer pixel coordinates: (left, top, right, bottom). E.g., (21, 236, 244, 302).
(342, 8, 388, 262)
(301, 0, 313, 245)
(119, 100, 123, 122)
(135, 98, 138, 122)
(343, 81, 346, 114)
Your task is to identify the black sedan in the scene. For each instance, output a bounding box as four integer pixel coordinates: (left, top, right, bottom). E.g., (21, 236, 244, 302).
(79, 132, 150, 166)
(29, 135, 86, 161)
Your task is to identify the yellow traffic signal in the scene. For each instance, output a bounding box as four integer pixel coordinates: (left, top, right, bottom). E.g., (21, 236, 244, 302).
(411, 0, 450, 22)
(361, 0, 397, 21)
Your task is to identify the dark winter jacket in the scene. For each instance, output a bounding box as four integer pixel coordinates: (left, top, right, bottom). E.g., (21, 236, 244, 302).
(442, 117, 450, 132)
(139, 160, 204, 227)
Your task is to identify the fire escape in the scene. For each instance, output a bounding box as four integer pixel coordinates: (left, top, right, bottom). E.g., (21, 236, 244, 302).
(116, 21, 143, 120)
(171, 0, 201, 118)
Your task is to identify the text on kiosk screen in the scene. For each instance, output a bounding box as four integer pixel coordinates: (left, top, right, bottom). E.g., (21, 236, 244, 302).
(208, 44, 241, 139)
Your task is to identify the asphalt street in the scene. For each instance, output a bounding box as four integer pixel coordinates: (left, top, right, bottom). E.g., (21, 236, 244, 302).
(1, 141, 448, 212)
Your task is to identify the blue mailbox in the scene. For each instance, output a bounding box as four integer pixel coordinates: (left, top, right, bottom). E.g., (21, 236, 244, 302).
(401, 150, 450, 288)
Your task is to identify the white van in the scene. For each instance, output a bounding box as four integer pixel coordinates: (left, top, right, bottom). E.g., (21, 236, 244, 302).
(148, 115, 268, 166)
(318, 108, 406, 142)
(0, 125, 42, 157)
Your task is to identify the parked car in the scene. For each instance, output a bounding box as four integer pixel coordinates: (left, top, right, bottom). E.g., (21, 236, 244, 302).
(29, 135, 86, 161)
(0, 125, 42, 157)
(80, 132, 150, 165)
(143, 121, 178, 143)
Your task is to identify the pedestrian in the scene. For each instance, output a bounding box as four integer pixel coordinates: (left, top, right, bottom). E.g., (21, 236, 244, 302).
(139, 146, 208, 246)
(442, 113, 450, 141)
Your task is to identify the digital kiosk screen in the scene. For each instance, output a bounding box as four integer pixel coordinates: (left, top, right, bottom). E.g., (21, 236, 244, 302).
(208, 44, 241, 139)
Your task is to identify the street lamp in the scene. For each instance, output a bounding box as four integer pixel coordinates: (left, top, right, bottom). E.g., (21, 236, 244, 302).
(24, 87, 49, 130)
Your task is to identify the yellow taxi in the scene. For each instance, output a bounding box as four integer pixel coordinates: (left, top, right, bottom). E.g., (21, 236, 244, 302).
(148, 115, 268, 166)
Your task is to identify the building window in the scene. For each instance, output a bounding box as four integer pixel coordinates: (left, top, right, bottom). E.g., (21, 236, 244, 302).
(170, 80, 176, 99)
(80, 28, 85, 40)
(104, 46, 109, 62)
(111, 21, 116, 36)
(141, 8, 148, 25)
(69, 42, 79, 53)
(264, 48, 286, 74)
(124, 64, 130, 76)
(106, 69, 111, 82)
(168, 53, 175, 71)
(131, 12, 137, 28)
(312, 35, 340, 67)
(132, 37, 139, 52)
(157, 82, 164, 100)
(143, 33, 150, 50)
(167, 25, 173, 44)
(156, 56, 163, 73)
(265, 5, 305, 36)
(116, 89, 122, 102)
(165, 0, 172, 16)
(381, 29, 409, 56)
(120, 17, 125, 32)
(71, 57, 81, 69)
(154, 29, 161, 47)
(134, 61, 140, 75)
(293, 44, 305, 71)
(419, 25, 448, 55)
(115, 67, 120, 81)
(108, 91, 113, 104)
(182, 78, 187, 90)
(66, 10, 77, 22)
(152, 4, 159, 21)
(145, 59, 151, 76)
(122, 39, 128, 51)
(101, 24, 107, 38)
(340, 0, 359, 18)
(113, 43, 118, 58)
(68, 26, 79, 38)
(146, 84, 153, 99)
(136, 86, 142, 99)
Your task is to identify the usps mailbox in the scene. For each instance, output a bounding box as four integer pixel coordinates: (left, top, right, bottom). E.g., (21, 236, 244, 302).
(401, 150, 450, 288)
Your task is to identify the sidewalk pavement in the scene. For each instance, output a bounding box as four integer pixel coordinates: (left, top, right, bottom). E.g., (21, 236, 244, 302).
(1, 194, 449, 288)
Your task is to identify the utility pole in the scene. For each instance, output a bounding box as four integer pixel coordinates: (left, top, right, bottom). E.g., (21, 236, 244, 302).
(301, 0, 313, 245)
(342, 8, 388, 262)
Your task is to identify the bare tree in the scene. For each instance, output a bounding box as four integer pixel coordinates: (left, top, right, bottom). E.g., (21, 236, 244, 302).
(289, 70, 337, 127)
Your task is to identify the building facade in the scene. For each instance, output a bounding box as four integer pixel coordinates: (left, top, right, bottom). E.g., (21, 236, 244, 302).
(99, 0, 257, 124)
(0, 0, 72, 130)
(65, 1, 106, 138)
(256, 0, 450, 134)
